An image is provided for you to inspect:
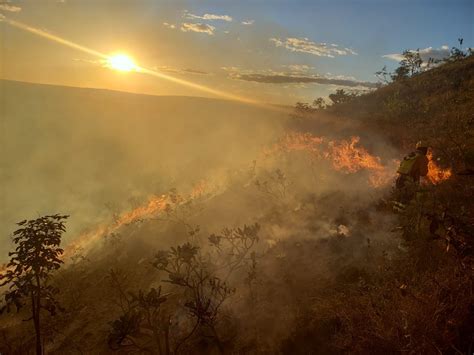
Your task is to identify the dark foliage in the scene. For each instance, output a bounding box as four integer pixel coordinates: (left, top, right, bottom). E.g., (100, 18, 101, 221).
(0, 214, 68, 355)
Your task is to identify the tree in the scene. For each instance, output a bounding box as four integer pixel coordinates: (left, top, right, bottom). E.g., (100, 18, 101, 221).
(312, 97, 327, 110)
(292, 99, 328, 121)
(449, 38, 467, 61)
(375, 65, 391, 85)
(151, 224, 259, 353)
(0, 214, 68, 355)
(328, 89, 357, 105)
(391, 50, 423, 82)
(391, 65, 410, 81)
(152, 243, 232, 353)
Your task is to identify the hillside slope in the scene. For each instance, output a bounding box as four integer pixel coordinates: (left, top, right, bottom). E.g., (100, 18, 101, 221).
(0, 56, 473, 354)
(0, 80, 286, 256)
(327, 55, 474, 163)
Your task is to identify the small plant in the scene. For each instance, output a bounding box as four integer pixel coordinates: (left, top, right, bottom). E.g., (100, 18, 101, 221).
(107, 268, 170, 354)
(209, 223, 260, 280)
(152, 243, 232, 352)
(255, 169, 290, 201)
(152, 224, 260, 353)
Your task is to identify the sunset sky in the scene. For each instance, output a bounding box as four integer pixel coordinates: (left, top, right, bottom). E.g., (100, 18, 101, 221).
(1, 0, 472, 104)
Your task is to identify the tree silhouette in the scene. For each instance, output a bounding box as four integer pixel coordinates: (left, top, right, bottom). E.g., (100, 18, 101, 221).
(0, 214, 68, 355)
(391, 50, 423, 81)
(375, 65, 391, 84)
(329, 89, 357, 105)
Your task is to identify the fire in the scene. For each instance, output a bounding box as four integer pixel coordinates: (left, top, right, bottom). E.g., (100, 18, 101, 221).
(263, 132, 324, 157)
(64, 181, 210, 260)
(325, 137, 398, 187)
(117, 194, 170, 225)
(264, 132, 397, 187)
(62, 137, 452, 261)
(63, 194, 171, 258)
(426, 151, 452, 184)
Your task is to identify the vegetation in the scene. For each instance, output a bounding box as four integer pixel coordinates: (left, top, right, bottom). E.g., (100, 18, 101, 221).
(0, 214, 68, 355)
(0, 44, 473, 354)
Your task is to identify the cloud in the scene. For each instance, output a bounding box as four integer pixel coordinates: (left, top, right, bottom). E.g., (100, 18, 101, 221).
(224, 67, 376, 88)
(241, 20, 254, 25)
(284, 64, 314, 73)
(383, 45, 451, 63)
(0, 13, 5, 21)
(180, 22, 216, 35)
(235, 74, 376, 88)
(184, 12, 232, 22)
(0, 4, 21, 12)
(382, 53, 405, 62)
(270, 37, 357, 58)
(163, 22, 176, 29)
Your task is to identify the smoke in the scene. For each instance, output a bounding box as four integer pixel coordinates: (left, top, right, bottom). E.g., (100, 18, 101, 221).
(1, 78, 408, 352)
(0, 79, 287, 258)
(55, 92, 406, 265)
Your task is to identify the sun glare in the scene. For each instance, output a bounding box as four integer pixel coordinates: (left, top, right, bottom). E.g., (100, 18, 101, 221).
(107, 54, 137, 72)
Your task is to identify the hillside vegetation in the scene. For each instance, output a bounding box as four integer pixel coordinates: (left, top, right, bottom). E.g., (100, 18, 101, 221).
(0, 55, 473, 354)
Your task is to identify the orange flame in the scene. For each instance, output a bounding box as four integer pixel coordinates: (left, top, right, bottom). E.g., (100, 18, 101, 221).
(427, 151, 452, 184)
(263, 132, 324, 157)
(64, 181, 209, 259)
(63, 194, 171, 258)
(264, 132, 397, 187)
(325, 136, 397, 187)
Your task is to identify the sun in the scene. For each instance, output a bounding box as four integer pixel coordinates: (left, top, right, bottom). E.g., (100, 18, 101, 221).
(107, 54, 138, 72)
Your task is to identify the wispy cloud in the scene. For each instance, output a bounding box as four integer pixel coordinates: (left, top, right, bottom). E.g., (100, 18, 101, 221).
(383, 45, 451, 63)
(162, 22, 176, 29)
(181, 22, 215, 35)
(382, 53, 405, 61)
(235, 73, 376, 88)
(270, 37, 357, 58)
(241, 20, 254, 25)
(283, 64, 314, 73)
(223, 67, 375, 88)
(184, 11, 232, 22)
(0, 4, 22, 12)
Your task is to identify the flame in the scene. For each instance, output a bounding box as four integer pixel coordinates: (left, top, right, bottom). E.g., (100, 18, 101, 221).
(63, 194, 171, 258)
(426, 151, 452, 184)
(264, 132, 397, 187)
(263, 132, 324, 157)
(64, 181, 210, 260)
(325, 136, 397, 187)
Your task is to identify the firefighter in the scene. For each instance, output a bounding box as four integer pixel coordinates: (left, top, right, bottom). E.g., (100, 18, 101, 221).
(396, 141, 429, 188)
(393, 141, 429, 209)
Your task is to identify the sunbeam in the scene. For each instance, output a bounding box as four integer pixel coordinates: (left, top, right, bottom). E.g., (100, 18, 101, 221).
(2, 17, 284, 111)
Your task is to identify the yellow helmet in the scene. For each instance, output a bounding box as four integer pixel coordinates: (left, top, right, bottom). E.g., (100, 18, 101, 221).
(416, 140, 429, 149)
